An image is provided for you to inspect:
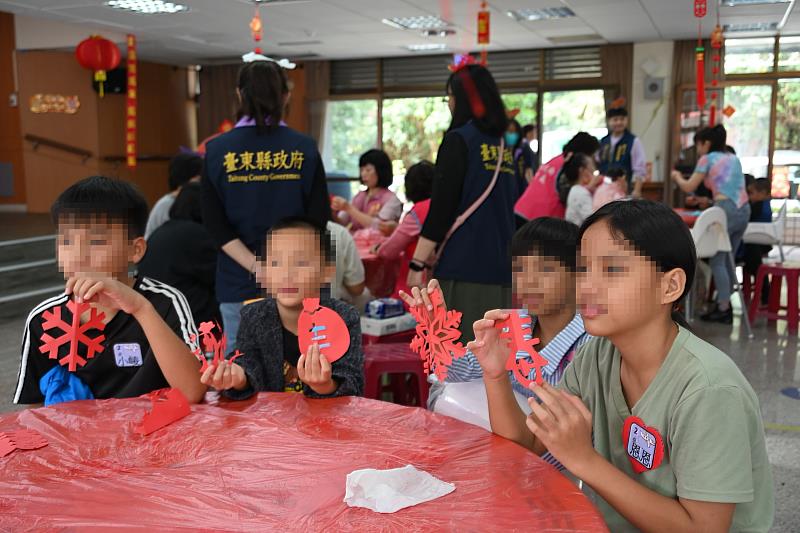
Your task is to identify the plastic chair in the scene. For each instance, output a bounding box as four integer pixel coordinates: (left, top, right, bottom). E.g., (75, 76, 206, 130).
(363, 343, 429, 407)
(687, 206, 754, 338)
(743, 200, 787, 262)
(748, 263, 800, 334)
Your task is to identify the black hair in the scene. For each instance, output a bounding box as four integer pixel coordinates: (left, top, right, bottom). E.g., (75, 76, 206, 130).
(521, 124, 535, 137)
(557, 153, 592, 204)
(237, 60, 289, 135)
(168, 152, 203, 191)
(358, 149, 393, 189)
(169, 181, 203, 223)
(51, 176, 148, 238)
(578, 200, 697, 328)
(694, 124, 727, 153)
(446, 64, 508, 137)
(745, 173, 756, 189)
(404, 160, 434, 203)
(751, 177, 771, 194)
(607, 167, 627, 182)
(266, 216, 334, 264)
(563, 132, 600, 157)
(606, 107, 628, 119)
(726, 145, 737, 155)
(511, 217, 579, 271)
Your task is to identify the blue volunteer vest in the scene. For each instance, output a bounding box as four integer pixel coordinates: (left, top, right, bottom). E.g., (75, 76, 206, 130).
(434, 122, 516, 285)
(599, 129, 636, 179)
(205, 125, 318, 302)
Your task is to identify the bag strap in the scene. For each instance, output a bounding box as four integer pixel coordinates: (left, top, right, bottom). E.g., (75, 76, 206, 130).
(433, 138, 506, 264)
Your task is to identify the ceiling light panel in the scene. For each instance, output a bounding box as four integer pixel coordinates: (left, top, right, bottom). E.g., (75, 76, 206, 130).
(104, 0, 188, 14)
(382, 15, 449, 30)
(507, 7, 575, 22)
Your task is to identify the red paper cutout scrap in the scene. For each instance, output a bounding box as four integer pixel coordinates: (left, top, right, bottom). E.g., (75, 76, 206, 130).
(0, 429, 48, 458)
(496, 310, 548, 387)
(39, 300, 106, 372)
(408, 287, 467, 380)
(298, 298, 350, 364)
(190, 322, 242, 374)
(622, 416, 665, 474)
(134, 388, 191, 436)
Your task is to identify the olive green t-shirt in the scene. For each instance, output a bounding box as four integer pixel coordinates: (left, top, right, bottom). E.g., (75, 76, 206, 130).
(561, 326, 774, 532)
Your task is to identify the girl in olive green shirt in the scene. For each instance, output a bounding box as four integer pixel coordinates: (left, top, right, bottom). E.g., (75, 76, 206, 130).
(469, 200, 773, 532)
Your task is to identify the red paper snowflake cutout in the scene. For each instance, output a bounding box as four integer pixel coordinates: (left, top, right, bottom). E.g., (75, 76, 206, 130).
(190, 321, 242, 374)
(39, 300, 106, 372)
(496, 310, 548, 387)
(408, 288, 467, 380)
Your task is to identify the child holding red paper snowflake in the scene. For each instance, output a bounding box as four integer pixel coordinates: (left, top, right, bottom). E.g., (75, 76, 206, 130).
(201, 217, 363, 398)
(14, 176, 206, 406)
(469, 200, 773, 532)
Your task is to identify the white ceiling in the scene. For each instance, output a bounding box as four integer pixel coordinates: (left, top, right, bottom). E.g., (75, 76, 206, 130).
(0, 0, 799, 65)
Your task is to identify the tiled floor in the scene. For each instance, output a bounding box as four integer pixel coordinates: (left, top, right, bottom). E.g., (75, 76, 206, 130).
(0, 309, 798, 529)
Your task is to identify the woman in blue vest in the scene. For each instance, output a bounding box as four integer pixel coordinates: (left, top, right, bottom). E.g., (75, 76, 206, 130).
(598, 107, 647, 189)
(202, 60, 330, 350)
(407, 63, 515, 336)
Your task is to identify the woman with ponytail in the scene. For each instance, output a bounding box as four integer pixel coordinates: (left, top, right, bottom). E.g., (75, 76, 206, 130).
(202, 60, 330, 350)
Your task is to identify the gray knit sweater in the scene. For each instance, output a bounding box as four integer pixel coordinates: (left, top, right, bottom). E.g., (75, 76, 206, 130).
(223, 298, 364, 399)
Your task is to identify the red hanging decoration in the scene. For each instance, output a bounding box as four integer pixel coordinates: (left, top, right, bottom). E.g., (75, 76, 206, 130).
(250, 7, 263, 55)
(694, 0, 707, 18)
(696, 45, 706, 109)
(125, 34, 137, 169)
(709, 24, 724, 125)
(75, 35, 121, 98)
(477, 1, 489, 65)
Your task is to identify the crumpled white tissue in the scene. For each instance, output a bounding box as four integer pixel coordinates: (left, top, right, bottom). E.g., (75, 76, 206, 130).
(343, 465, 455, 513)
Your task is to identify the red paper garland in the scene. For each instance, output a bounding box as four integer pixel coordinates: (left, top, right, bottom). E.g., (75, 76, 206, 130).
(191, 322, 242, 374)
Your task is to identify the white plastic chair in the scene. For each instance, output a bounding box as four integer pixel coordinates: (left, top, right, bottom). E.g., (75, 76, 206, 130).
(688, 206, 754, 338)
(742, 200, 787, 262)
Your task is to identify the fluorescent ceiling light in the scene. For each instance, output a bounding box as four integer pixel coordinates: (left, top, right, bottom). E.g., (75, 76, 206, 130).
(382, 16, 449, 30)
(722, 0, 789, 6)
(406, 43, 447, 52)
(723, 22, 779, 32)
(507, 7, 575, 21)
(104, 0, 188, 14)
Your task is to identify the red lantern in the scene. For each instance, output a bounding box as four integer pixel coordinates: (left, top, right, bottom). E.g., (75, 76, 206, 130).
(75, 36, 121, 98)
(694, 0, 707, 18)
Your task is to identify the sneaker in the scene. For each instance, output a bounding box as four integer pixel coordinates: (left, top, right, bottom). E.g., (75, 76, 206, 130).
(701, 306, 733, 324)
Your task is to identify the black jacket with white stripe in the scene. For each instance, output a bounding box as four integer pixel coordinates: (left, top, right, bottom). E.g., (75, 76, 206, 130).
(14, 277, 199, 404)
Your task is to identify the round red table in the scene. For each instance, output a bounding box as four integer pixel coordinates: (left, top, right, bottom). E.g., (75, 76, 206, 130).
(0, 394, 607, 531)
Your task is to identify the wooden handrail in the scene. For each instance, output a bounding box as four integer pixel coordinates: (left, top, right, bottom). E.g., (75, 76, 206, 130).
(24, 134, 92, 161)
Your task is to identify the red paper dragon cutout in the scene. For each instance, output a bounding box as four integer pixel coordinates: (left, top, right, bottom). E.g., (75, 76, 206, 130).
(39, 300, 106, 372)
(0, 429, 48, 458)
(134, 388, 190, 436)
(298, 298, 350, 364)
(496, 310, 548, 387)
(408, 287, 467, 380)
(190, 321, 242, 373)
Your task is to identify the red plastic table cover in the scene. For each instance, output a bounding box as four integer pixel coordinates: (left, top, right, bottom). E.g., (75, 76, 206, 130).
(0, 393, 608, 532)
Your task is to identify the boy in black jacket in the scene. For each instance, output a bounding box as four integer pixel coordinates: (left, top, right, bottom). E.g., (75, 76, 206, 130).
(202, 217, 363, 398)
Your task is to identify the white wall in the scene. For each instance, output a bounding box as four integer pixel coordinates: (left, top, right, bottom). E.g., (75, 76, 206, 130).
(631, 41, 674, 182)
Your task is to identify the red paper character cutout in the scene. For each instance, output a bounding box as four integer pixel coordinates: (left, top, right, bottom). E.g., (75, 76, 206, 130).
(0, 429, 48, 458)
(134, 388, 191, 436)
(496, 310, 548, 387)
(190, 322, 242, 374)
(622, 416, 665, 473)
(298, 298, 350, 364)
(39, 300, 106, 372)
(408, 287, 467, 380)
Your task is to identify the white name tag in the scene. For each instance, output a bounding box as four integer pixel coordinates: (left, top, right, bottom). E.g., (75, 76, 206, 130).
(113, 343, 143, 367)
(626, 422, 657, 470)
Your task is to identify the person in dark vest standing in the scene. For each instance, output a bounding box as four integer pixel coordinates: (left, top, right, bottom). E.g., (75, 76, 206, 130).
(406, 62, 515, 336)
(598, 106, 647, 189)
(202, 59, 330, 351)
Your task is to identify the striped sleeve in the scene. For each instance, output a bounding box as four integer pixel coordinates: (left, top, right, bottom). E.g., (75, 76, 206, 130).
(14, 293, 69, 404)
(139, 277, 200, 352)
(445, 350, 484, 383)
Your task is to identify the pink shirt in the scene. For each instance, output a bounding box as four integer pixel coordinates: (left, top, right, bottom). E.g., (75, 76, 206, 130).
(592, 182, 626, 211)
(514, 154, 566, 220)
(377, 199, 431, 300)
(337, 187, 402, 231)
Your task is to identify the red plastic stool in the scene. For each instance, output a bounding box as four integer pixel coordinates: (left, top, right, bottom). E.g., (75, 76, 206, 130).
(363, 343, 429, 407)
(748, 263, 800, 334)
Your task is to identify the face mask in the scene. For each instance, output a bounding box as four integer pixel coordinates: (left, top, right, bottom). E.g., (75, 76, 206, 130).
(505, 132, 520, 146)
